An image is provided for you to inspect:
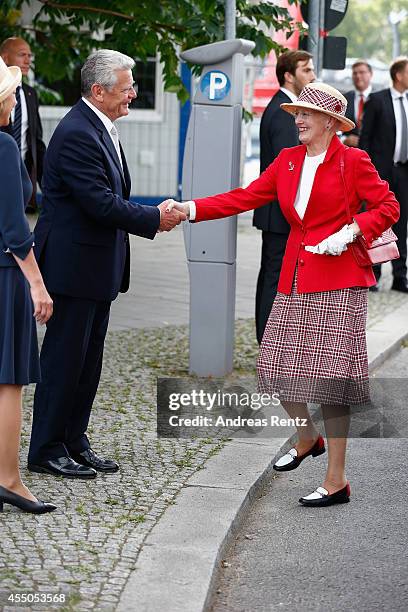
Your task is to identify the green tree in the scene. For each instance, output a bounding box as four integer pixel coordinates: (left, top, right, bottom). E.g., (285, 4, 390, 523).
(0, 0, 301, 103)
(333, 0, 408, 63)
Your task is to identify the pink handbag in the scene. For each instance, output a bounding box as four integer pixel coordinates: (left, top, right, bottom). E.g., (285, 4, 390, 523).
(340, 151, 399, 268)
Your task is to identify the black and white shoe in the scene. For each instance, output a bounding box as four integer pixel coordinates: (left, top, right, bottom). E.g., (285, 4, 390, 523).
(299, 483, 351, 507)
(273, 435, 325, 472)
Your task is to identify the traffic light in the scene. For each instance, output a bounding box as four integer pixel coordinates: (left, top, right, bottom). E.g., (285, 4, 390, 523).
(300, 0, 349, 71)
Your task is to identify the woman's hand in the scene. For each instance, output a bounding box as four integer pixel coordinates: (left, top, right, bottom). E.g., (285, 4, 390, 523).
(165, 199, 192, 218)
(305, 224, 357, 256)
(30, 280, 53, 324)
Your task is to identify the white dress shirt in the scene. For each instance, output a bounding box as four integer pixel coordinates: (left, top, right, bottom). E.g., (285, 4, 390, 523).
(294, 151, 327, 220)
(81, 97, 123, 169)
(280, 87, 298, 103)
(11, 86, 29, 162)
(390, 87, 408, 163)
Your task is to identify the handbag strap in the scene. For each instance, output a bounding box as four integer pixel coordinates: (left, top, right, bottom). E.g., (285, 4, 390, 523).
(339, 148, 353, 225)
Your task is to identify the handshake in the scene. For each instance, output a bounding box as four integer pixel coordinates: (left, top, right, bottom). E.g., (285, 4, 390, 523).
(157, 199, 193, 232)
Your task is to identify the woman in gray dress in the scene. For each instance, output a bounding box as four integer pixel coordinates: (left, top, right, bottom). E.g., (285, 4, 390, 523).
(0, 57, 55, 514)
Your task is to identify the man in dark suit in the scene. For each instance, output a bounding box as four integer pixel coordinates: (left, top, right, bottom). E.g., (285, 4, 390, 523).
(0, 37, 46, 213)
(27, 49, 186, 479)
(360, 57, 408, 292)
(343, 60, 373, 148)
(254, 50, 315, 344)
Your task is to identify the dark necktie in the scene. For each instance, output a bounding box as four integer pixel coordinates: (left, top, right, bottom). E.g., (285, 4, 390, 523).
(13, 86, 22, 150)
(399, 96, 408, 163)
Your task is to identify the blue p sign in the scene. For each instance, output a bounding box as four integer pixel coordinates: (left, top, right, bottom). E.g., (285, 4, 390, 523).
(200, 71, 231, 101)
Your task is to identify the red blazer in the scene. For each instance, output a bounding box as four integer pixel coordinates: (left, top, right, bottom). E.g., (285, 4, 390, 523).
(194, 136, 399, 294)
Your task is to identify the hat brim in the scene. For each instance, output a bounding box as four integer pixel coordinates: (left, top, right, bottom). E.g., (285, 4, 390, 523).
(0, 66, 22, 103)
(280, 101, 356, 132)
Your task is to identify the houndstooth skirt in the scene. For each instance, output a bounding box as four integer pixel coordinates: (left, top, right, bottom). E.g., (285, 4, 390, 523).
(257, 270, 369, 405)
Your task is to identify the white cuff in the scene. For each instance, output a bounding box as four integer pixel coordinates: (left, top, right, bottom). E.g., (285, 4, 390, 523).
(186, 200, 196, 221)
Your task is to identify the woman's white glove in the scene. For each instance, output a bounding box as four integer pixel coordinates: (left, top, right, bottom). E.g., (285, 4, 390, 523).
(305, 224, 355, 256)
(165, 199, 194, 219)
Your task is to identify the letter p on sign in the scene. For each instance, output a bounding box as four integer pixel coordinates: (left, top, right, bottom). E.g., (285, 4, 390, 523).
(209, 72, 227, 99)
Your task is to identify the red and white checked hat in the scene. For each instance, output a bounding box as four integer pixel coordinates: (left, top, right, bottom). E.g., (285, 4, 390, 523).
(280, 82, 355, 132)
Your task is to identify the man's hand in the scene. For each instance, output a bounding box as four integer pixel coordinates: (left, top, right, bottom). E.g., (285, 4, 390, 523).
(157, 200, 187, 232)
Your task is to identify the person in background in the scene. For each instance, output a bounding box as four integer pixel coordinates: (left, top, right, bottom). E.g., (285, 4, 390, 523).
(166, 83, 399, 507)
(360, 57, 408, 293)
(343, 60, 373, 148)
(0, 37, 46, 214)
(254, 50, 315, 345)
(0, 57, 55, 514)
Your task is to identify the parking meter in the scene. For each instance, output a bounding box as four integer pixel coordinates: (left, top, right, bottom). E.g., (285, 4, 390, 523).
(180, 39, 255, 376)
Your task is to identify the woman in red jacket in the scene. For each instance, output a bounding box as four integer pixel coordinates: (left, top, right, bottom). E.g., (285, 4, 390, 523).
(166, 83, 399, 507)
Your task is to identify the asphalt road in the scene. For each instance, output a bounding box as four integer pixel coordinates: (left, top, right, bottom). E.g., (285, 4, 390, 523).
(210, 347, 408, 612)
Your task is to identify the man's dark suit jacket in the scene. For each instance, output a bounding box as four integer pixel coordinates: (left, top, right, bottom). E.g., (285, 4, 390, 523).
(34, 99, 160, 302)
(344, 90, 360, 138)
(359, 88, 396, 183)
(253, 89, 296, 233)
(1, 83, 46, 207)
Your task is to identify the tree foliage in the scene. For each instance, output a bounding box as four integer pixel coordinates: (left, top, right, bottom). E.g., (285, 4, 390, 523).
(0, 0, 301, 103)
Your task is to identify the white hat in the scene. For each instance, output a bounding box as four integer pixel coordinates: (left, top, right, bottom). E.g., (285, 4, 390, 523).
(0, 56, 21, 103)
(280, 82, 355, 132)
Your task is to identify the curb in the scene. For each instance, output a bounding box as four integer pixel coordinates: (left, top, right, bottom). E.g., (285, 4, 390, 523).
(367, 299, 408, 371)
(118, 298, 408, 612)
(117, 437, 285, 612)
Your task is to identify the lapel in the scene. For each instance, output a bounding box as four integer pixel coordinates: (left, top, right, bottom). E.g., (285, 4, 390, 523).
(22, 83, 33, 125)
(347, 91, 356, 123)
(384, 89, 396, 143)
(77, 99, 128, 190)
(284, 146, 307, 225)
(119, 142, 131, 197)
(282, 136, 343, 225)
(301, 135, 343, 224)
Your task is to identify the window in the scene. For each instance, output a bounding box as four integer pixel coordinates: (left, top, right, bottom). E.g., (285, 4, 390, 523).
(131, 59, 156, 110)
(39, 56, 163, 121)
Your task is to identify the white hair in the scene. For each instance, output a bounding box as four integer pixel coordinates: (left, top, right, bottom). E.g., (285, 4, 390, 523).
(81, 49, 134, 96)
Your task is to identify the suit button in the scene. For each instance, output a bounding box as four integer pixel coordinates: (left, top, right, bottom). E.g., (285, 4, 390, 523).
(299, 259, 305, 266)
(301, 242, 305, 247)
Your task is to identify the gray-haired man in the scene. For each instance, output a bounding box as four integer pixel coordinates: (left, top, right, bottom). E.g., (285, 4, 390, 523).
(28, 50, 185, 478)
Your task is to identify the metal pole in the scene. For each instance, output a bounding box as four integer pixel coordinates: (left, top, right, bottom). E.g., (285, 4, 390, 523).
(390, 21, 400, 58)
(318, 0, 326, 76)
(307, 0, 320, 75)
(225, 0, 236, 40)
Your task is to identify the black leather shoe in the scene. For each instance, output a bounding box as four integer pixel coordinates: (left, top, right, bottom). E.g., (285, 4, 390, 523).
(299, 483, 350, 507)
(273, 435, 325, 471)
(70, 448, 119, 473)
(391, 278, 408, 293)
(28, 457, 97, 479)
(0, 485, 56, 514)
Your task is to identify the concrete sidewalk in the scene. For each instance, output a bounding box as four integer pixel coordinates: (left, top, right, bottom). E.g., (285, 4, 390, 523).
(1, 214, 407, 612)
